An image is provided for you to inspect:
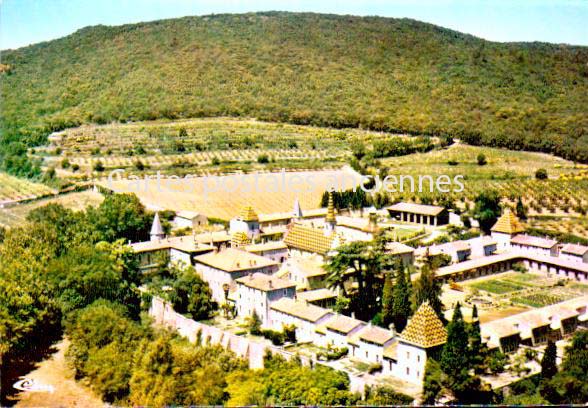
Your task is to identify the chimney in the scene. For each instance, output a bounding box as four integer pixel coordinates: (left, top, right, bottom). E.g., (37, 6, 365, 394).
(389, 323, 396, 336)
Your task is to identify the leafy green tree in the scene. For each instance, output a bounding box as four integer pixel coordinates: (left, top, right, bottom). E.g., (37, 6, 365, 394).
(168, 266, 216, 320)
(326, 241, 383, 320)
(477, 153, 487, 165)
(65, 300, 145, 402)
(473, 190, 502, 233)
(129, 335, 178, 406)
(542, 331, 588, 403)
(88, 193, 151, 243)
(247, 311, 262, 335)
(362, 385, 413, 405)
(422, 358, 445, 405)
(46, 243, 140, 315)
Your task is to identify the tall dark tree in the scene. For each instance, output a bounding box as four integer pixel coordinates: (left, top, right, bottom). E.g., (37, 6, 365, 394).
(413, 262, 444, 321)
(440, 303, 470, 381)
(540, 340, 558, 380)
(326, 241, 383, 320)
(381, 272, 394, 327)
(391, 263, 411, 332)
(542, 331, 588, 403)
(516, 197, 527, 220)
(473, 191, 502, 234)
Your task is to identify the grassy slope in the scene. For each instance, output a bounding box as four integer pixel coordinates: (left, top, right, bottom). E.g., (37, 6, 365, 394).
(2, 12, 588, 160)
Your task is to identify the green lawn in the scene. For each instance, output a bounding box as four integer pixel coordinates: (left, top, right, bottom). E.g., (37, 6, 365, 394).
(470, 280, 526, 294)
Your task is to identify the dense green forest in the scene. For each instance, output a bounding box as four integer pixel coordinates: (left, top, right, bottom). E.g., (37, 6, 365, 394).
(1, 11, 588, 177)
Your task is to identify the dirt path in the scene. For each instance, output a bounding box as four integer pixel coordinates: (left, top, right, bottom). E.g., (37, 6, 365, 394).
(11, 338, 106, 408)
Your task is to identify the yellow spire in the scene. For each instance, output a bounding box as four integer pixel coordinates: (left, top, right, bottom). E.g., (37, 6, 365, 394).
(240, 204, 259, 222)
(231, 231, 251, 248)
(325, 191, 336, 223)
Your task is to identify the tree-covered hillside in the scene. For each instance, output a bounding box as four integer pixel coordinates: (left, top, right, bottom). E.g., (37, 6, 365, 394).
(1, 11, 588, 174)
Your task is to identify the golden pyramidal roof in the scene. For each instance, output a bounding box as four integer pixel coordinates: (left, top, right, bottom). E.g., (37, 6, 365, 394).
(399, 301, 447, 348)
(240, 205, 259, 222)
(491, 208, 525, 234)
(231, 231, 251, 248)
(284, 224, 336, 255)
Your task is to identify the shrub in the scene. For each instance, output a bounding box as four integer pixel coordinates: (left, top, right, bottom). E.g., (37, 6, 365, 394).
(448, 159, 459, 166)
(257, 154, 270, 164)
(134, 160, 145, 171)
(535, 168, 548, 180)
(477, 153, 487, 166)
(211, 157, 220, 166)
(72, 163, 80, 172)
(61, 158, 70, 168)
(93, 160, 105, 172)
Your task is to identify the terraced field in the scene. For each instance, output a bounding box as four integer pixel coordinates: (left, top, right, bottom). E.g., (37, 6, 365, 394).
(381, 144, 588, 218)
(0, 190, 104, 228)
(0, 172, 56, 205)
(40, 118, 434, 174)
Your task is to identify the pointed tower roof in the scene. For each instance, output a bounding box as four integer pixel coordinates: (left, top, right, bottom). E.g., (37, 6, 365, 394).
(240, 205, 259, 222)
(400, 301, 447, 348)
(491, 208, 525, 234)
(150, 212, 164, 237)
(325, 191, 336, 223)
(293, 198, 303, 218)
(231, 231, 251, 248)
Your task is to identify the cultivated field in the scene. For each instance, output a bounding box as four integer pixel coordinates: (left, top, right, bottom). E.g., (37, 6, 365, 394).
(0, 190, 104, 228)
(100, 168, 362, 220)
(381, 143, 588, 218)
(39, 118, 435, 175)
(0, 172, 56, 204)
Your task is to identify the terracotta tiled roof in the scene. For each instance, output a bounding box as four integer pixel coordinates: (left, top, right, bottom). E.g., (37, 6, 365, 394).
(296, 288, 337, 303)
(284, 224, 336, 255)
(240, 205, 259, 222)
(491, 209, 525, 234)
(385, 242, 415, 255)
(561, 243, 588, 256)
(511, 234, 558, 249)
(131, 235, 214, 254)
(244, 241, 287, 253)
(235, 272, 295, 292)
(270, 298, 332, 322)
(400, 302, 447, 348)
(323, 314, 365, 334)
(387, 202, 445, 216)
(194, 248, 278, 272)
(350, 324, 395, 346)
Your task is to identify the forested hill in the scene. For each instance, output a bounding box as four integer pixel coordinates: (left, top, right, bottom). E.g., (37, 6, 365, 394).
(2, 11, 588, 173)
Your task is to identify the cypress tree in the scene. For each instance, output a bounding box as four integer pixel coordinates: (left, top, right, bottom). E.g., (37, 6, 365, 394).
(392, 264, 411, 332)
(441, 302, 470, 381)
(540, 340, 557, 380)
(381, 272, 394, 327)
(413, 263, 444, 321)
(516, 197, 527, 220)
